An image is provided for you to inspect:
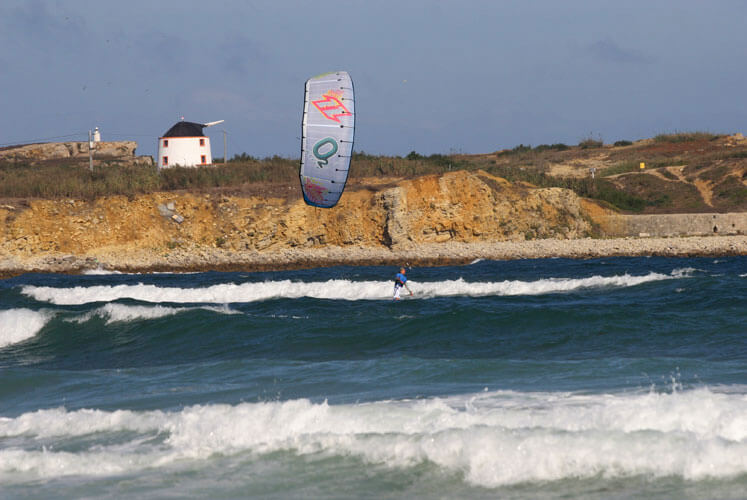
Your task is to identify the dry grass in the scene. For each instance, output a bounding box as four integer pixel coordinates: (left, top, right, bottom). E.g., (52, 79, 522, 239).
(2, 132, 745, 215)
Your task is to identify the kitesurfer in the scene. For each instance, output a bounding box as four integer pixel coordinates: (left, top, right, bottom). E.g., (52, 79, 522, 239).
(393, 267, 413, 300)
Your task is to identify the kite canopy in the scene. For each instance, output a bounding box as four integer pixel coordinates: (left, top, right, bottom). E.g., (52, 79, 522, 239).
(299, 71, 355, 208)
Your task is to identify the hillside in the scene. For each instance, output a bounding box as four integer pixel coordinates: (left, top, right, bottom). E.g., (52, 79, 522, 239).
(1, 133, 744, 214)
(0, 132, 745, 275)
(459, 132, 747, 213)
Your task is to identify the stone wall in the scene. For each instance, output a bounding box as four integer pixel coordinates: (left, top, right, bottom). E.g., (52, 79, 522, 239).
(596, 213, 747, 237)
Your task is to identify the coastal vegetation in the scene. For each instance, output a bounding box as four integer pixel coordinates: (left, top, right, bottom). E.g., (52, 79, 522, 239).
(0, 132, 744, 214)
(653, 131, 719, 143)
(578, 137, 604, 149)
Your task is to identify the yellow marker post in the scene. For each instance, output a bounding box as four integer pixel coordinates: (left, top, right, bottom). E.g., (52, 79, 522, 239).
(640, 162, 646, 170)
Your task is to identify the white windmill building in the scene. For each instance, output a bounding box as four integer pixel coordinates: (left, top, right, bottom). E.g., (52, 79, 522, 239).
(157, 118, 224, 168)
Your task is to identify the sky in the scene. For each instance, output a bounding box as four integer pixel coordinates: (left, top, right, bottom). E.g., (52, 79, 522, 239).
(1, 0, 746, 159)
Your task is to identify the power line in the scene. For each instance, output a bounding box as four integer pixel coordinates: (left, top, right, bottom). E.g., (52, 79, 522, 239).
(0, 131, 167, 147)
(0, 132, 87, 147)
(103, 132, 158, 138)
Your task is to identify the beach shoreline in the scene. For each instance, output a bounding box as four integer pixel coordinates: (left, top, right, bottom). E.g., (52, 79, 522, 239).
(1, 235, 744, 278)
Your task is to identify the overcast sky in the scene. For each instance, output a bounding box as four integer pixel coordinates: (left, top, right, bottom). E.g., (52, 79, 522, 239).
(1, 0, 745, 159)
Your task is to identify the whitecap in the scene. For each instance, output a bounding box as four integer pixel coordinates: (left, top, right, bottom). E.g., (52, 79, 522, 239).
(22, 271, 680, 305)
(1, 387, 745, 485)
(0, 309, 51, 348)
(82, 268, 122, 276)
(67, 303, 239, 324)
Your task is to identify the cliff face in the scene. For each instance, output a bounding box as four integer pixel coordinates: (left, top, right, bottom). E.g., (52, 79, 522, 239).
(0, 170, 594, 264)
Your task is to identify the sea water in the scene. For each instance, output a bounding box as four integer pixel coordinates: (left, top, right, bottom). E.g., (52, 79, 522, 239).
(0, 256, 745, 499)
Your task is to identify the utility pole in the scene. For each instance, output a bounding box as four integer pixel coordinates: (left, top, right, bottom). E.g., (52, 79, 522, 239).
(88, 130, 94, 172)
(223, 130, 227, 164)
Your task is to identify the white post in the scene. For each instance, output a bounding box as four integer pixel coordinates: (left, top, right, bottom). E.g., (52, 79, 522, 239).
(223, 130, 227, 164)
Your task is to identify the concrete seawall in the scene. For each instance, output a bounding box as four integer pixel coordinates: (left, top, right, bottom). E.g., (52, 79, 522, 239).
(597, 213, 747, 237)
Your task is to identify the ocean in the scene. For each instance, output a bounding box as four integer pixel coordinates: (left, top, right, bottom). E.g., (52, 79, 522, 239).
(0, 256, 745, 499)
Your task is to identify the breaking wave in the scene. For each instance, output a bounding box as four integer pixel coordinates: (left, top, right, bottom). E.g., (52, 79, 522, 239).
(67, 303, 238, 324)
(0, 309, 51, 348)
(22, 270, 687, 305)
(0, 387, 744, 486)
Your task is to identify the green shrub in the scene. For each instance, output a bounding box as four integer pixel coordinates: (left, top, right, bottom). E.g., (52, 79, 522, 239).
(659, 169, 678, 180)
(614, 140, 633, 147)
(352, 151, 377, 161)
(647, 160, 685, 169)
(229, 152, 257, 162)
(593, 180, 647, 212)
(653, 132, 719, 143)
(603, 161, 639, 177)
(534, 143, 570, 152)
(578, 137, 603, 149)
(509, 144, 533, 154)
(426, 153, 452, 167)
(650, 194, 672, 207)
(697, 165, 729, 183)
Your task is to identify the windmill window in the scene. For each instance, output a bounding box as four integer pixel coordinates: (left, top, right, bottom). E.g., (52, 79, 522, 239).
(163, 139, 168, 147)
(162, 156, 168, 166)
(199, 138, 205, 146)
(201, 155, 206, 164)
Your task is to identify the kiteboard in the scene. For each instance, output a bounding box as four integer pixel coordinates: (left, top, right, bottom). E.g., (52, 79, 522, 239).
(299, 71, 355, 208)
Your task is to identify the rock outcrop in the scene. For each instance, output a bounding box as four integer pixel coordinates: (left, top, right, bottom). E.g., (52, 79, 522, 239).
(0, 170, 594, 267)
(3, 168, 743, 275)
(0, 141, 153, 165)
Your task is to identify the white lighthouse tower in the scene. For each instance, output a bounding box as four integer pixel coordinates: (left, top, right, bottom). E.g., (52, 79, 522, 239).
(157, 119, 224, 168)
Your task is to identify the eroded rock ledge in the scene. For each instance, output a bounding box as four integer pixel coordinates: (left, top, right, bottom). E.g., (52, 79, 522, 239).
(1, 170, 745, 276)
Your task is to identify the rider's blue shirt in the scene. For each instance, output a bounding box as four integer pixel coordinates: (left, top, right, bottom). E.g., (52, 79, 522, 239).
(395, 272, 407, 285)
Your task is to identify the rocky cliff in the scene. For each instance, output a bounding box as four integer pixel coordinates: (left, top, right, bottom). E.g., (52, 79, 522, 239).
(0, 170, 596, 270)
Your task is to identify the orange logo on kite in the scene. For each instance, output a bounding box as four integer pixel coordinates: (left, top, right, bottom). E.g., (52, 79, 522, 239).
(312, 90, 352, 123)
(303, 177, 328, 203)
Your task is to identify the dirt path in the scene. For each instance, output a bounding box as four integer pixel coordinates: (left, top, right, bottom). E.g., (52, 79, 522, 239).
(693, 178, 714, 207)
(662, 165, 714, 207)
(611, 165, 715, 208)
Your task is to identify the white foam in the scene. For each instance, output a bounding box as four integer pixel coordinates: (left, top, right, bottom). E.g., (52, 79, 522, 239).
(1, 387, 744, 485)
(83, 269, 199, 275)
(68, 303, 238, 324)
(22, 270, 683, 305)
(82, 268, 122, 275)
(671, 267, 698, 278)
(0, 309, 51, 348)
